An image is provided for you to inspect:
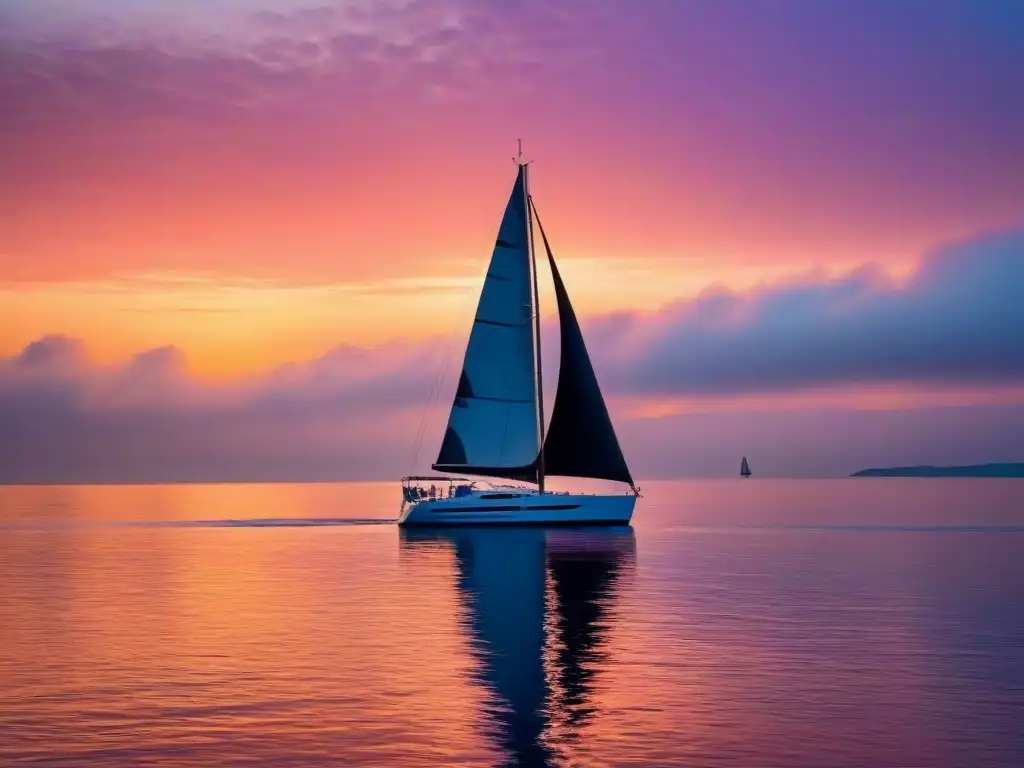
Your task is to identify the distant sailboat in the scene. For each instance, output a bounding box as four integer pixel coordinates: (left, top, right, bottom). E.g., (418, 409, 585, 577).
(740, 456, 752, 477)
(398, 143, 638, 526)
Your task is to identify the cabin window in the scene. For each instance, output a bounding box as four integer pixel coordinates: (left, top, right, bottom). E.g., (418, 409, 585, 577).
(478, 493, 523, 500)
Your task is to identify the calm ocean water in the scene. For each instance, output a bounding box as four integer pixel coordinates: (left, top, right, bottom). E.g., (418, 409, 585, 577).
(1, 479, 1022, 767)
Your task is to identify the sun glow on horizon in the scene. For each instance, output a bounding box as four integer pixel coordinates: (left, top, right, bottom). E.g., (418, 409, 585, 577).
(0, 248, 926, 379)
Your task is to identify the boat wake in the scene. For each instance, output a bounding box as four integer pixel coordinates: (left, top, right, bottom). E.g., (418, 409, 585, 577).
(138, 517, 397, 528)
(1, 517, 397, 530)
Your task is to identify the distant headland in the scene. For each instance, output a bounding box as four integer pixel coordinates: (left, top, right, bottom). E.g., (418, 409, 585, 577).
(851, 463, 1024, 478)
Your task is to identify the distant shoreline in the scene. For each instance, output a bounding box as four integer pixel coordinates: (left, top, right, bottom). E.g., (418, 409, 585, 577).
(851, 463, 1024, 478)
(3, 469, 1023, 486)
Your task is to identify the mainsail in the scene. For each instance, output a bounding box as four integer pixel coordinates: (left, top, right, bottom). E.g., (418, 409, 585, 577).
(433, 165, 540, 481)
(433, 164, 634, 488)
(532, 203, 634, 487)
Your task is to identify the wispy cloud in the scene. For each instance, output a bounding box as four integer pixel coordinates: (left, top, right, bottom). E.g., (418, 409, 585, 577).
(3, 229, 1024, 482)
(2, 0, 1021, 293)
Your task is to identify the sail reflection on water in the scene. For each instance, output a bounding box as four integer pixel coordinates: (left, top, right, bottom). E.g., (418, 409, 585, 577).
(399, 526, 636, 766)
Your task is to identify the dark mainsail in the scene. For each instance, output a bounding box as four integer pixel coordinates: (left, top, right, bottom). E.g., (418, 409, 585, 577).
(532, 201, 634, 487)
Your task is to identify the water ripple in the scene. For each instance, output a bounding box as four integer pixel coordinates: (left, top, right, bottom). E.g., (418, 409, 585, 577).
(1, 479, 1021, 767)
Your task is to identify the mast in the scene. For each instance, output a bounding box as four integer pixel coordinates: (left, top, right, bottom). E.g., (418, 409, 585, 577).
(520, 140, 546, 493)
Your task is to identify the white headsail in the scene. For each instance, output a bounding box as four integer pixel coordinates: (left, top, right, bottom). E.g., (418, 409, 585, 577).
(433, 165, 539, 479)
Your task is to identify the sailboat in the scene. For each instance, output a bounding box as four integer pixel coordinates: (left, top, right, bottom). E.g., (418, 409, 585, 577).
(398, 146, 638, 526)
(741, 456, 751, 477)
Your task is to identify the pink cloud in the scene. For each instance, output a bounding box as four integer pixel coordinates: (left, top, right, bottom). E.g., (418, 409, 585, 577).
(3, 1, 1021, 287)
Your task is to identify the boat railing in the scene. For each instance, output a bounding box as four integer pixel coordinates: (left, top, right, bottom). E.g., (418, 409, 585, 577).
(401, 476, 477, 503)
(399, 476, 637, 501)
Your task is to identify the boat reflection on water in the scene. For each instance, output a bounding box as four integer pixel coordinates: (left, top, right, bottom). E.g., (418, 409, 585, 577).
(399, 526, 636, 766)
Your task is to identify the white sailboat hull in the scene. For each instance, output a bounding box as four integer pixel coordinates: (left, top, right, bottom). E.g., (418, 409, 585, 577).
(398, 490, 636, 527)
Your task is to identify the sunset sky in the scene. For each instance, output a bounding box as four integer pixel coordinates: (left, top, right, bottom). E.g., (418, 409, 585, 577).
(2, 0, 1023, 482)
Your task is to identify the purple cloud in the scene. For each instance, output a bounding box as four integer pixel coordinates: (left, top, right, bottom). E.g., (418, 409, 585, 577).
(0, 338, 441, 484)
(0, 0, 599, 134)
(590, 230, 1024, 395)
(3, 0, 1021, 160)
(15, 335, 88, 369)
(2, 0, 1021, 288)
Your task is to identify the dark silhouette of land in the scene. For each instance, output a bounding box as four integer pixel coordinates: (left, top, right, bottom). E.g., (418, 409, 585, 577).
(852, 463, 1024, 478)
